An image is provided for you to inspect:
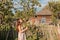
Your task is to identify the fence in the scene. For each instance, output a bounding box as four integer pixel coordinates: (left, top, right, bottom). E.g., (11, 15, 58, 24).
(39, 24, 60, 40)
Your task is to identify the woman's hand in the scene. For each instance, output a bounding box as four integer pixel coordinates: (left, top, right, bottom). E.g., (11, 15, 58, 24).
(26, 27, 28, 30)
(21, 27, 28, 33)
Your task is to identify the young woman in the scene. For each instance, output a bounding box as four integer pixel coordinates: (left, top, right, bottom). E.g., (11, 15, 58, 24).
(16, 18, 28, 40)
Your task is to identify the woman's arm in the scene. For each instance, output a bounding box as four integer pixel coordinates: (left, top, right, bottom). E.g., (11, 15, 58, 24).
(17, 26, 22, 33)
(18, 25, 28, 33)
(21, 27, 28, 33)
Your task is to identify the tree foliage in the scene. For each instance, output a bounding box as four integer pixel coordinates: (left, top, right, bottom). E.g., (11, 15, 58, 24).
(0, 0, 15, 40)
(48, 1, 60, 24)
(0, 0, 14, 24)
(0, 0, 42, 40)
(14, 0, 41, 40)
(14, 0, 41, 21)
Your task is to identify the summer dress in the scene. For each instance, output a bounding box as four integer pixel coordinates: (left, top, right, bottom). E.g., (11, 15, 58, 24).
(18, 26, 26, 40)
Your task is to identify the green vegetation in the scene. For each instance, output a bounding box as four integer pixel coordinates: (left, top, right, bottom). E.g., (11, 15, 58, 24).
(0, 0, 60, 40)
(48, 1, 60, 25)
(14, 0, 41, 21)
(0, 0, 41, 40)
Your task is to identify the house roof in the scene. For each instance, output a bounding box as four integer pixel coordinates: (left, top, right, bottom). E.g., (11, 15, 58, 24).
(36, 6, 52, 16)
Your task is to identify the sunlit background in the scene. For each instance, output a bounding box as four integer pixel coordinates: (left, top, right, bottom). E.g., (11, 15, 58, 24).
(12, 0, 59, 13)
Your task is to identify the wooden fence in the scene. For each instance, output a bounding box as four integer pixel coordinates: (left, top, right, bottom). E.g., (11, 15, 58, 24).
(39, 24, 60, 40)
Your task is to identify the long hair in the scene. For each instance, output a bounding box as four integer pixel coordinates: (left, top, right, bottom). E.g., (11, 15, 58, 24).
(16, 18, 23, 32)
(16, 19, 20, 27)
(16, 19, 21, 32)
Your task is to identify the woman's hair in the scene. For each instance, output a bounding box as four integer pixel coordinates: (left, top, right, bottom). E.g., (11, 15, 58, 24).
(16, 18, 22, 32)
(16, 18, 23, 27)
(16, 19, 20, 27)
(16, 18, 24, 32)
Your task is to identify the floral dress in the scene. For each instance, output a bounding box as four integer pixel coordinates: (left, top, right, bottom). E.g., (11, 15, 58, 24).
(18, 27, 26, 40)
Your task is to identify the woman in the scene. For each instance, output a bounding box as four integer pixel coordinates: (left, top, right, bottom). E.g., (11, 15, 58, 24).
(16, 18, 28, 40)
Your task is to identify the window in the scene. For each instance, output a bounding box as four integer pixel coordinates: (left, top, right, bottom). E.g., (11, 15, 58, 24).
(41, 17, 46, 23)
